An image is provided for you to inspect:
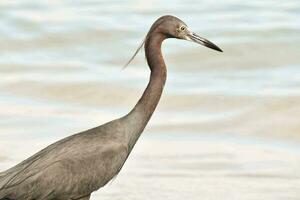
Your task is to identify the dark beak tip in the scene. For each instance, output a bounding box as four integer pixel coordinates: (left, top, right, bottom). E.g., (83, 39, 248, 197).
(202, 39, 223, 53)
(208, 44, 223, 52)
(210, 44, 223, 52)
(188, 33, 223, 53)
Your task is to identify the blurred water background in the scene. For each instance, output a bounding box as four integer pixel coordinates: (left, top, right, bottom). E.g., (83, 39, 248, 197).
(0, 0, 300, 199)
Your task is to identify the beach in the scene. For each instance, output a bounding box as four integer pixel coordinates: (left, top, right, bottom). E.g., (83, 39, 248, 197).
(0, 0, 300, 199)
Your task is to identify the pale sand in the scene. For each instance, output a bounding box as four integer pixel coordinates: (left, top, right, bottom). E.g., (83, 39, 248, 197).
(166, 41, 300, 69)
(150, 97, 300, 141)
(0, 156, 6, 162)
(108, 41, 300, 70)
(0, 63, 84, 72)
(0, 3, 299, 199)
(1, 80, 300, 142)
(1, 80, 260, 108)
(0, 133, 299, 200)
(1, 40, 299, 147)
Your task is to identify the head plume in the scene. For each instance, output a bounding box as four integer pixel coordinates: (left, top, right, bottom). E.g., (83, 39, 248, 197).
(123, 16, 167, 68)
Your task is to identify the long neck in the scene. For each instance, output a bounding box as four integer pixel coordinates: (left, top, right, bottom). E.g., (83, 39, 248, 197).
(123, 33, 167, 149)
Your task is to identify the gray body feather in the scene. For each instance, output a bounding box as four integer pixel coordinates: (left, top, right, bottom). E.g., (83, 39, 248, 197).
(0, 119, 129, 200)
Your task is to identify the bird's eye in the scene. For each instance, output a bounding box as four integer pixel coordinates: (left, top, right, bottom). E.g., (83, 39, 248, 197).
(180, 26, 185, 31)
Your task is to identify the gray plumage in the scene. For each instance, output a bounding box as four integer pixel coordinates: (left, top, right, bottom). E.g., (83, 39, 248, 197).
(0, 15, 222, 200)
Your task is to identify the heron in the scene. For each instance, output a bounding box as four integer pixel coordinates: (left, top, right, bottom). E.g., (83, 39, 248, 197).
(0, 15, 222, 200)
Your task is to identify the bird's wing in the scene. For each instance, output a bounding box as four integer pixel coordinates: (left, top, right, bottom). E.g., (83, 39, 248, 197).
(0, 137, 69, 199)
(0, 133, 72, 190)
(0, 126, 129, 199)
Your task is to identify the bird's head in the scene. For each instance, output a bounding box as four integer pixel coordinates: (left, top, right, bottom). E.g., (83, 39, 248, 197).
(150, 15, 222, 52)
(124, 15, 222, 68)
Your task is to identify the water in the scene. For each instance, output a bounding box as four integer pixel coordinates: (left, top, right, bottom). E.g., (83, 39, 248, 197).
(0, 0, 300, 199)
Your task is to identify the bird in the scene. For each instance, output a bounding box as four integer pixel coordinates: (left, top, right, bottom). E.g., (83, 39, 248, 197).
(0, 15, 222, 200)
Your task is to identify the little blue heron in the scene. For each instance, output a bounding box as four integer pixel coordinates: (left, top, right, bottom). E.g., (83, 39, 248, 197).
(0, 15, 222, 200)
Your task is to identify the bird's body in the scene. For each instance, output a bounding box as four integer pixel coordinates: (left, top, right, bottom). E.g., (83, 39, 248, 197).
(0, 120, 129, 199)
(0, 15, 221, 200)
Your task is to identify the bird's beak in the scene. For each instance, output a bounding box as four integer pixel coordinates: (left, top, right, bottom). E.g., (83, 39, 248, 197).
(186, 30, 223, 52)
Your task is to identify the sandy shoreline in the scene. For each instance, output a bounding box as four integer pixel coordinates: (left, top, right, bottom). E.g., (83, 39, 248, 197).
(0, 156, 6, 162)
(1, 79, 300, 142)
(0, 1, 299, 199)
(1, 132, 300, 200)
(107, 41, 300, 70)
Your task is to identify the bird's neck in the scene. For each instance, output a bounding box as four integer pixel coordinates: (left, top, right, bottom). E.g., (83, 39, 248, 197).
(123, 33, 167, 149)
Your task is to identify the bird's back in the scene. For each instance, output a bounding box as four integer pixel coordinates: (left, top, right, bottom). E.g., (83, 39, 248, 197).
(0, 133, 75, 199)
(0, 120, 129, 200)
